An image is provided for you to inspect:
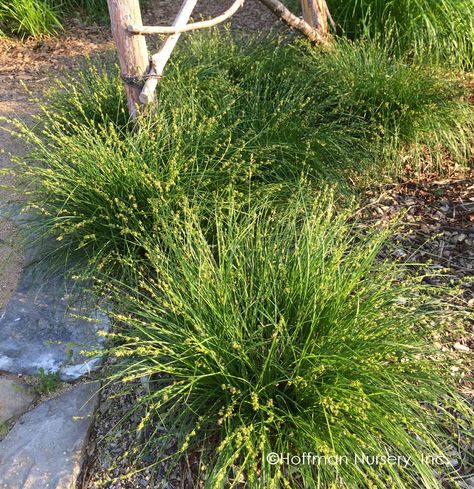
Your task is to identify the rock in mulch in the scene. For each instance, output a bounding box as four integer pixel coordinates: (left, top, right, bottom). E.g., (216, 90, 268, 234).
(0, 381, 99, 489)
(0, 375, 36, 427)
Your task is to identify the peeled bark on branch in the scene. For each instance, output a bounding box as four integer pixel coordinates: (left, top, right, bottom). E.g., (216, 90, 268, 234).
(257, 0, 328, 44)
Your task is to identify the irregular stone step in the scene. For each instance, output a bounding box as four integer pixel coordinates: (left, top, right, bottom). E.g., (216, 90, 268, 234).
(0, 375, 36, 428)
(0, 262, 109, 381)
(0, 381, 99, 489)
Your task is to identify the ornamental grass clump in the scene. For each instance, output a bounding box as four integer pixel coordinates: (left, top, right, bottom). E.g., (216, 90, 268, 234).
(6, 110, 308, 282)
(42, 58, 128, 131)
(306, 39, 474, 173)
(0, 0, 107, 38)
(8, 32, 473, 280)
(145, 31, 474, 174)
(326, 0, 474, 69)
(0, 0, 62, 38)
(107, 194, 471, 488)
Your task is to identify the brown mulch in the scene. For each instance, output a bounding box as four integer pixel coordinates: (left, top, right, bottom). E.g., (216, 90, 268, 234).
(0, 22, 112, 100)
(78, 376, 191, 489)
(361, 173, 474, 294)
(142, 0, 277, 33)
(359, 171, 474, 364)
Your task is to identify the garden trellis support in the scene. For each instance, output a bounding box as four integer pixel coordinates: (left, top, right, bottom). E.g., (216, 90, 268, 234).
(107, 0, 150, 119)
(107, 0, 331, 119)
(301, 0, 335, 34)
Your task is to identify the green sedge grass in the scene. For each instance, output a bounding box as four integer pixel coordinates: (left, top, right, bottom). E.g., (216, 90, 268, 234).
(326, 0, 474, 69)
(0, 0, 63, 39)
(0, 0, 107, 39)
(103, 192, 472, 488)
(6, 31, 472, 281)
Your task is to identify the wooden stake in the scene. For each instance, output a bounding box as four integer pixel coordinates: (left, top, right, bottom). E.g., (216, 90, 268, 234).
(107, 0, 150, 119)
(140, 0, 198, 105)
(301, 0, 329, 34)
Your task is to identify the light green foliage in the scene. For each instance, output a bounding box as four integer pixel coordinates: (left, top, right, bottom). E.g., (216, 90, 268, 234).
(35, 368, 61, 395)
(107, 194, 471, 488)
(43, 58, 128, 130)
(0, 0, 62, 39)
(0, 0, 107, 38)
(9, 32, 472, 281)
(327, 0, 474, 69)
(308, 39, 473, 171)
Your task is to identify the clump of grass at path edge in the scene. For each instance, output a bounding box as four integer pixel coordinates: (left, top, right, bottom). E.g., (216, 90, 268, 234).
(326, 0, 474, 69)
(104, 192, 472, 488)
(0, 0, 107, 39)
(7, 32, 473, 280)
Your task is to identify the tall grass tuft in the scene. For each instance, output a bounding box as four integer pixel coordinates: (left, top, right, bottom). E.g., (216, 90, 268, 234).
(42, 57, 128, 130)
(326, 0, 474, 69)
(0, 0, 107, 38)
(0, 0, 62, 38)
(106, 194, 471, 488)
(306, 39, 474, 172)
(7, 111, 308, 282)
(8, 32, 473, 279)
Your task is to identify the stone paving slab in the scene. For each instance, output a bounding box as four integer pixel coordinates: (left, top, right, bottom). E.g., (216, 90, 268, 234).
(0, 376, 36, 427)
(0, 262, 109, 381)
(0, 381, 99, 489)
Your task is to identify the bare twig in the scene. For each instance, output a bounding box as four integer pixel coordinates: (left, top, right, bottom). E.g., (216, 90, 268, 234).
(258, 0, 328, 44)
(128, 0, 245, 35)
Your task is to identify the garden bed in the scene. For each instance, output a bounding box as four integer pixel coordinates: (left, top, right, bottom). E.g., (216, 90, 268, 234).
(79, 171, 474, 489)
(0, 1, 473, 488)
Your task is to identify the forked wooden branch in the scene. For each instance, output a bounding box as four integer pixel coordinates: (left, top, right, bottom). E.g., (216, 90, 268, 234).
(140, 0, 198, 104)
(257, 0, 328, 44)
(138, 0, 329, 107)
(129, 0, 245, 35)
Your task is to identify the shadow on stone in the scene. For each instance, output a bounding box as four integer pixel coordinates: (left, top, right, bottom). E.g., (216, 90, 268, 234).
(0, 218, 109, 381)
